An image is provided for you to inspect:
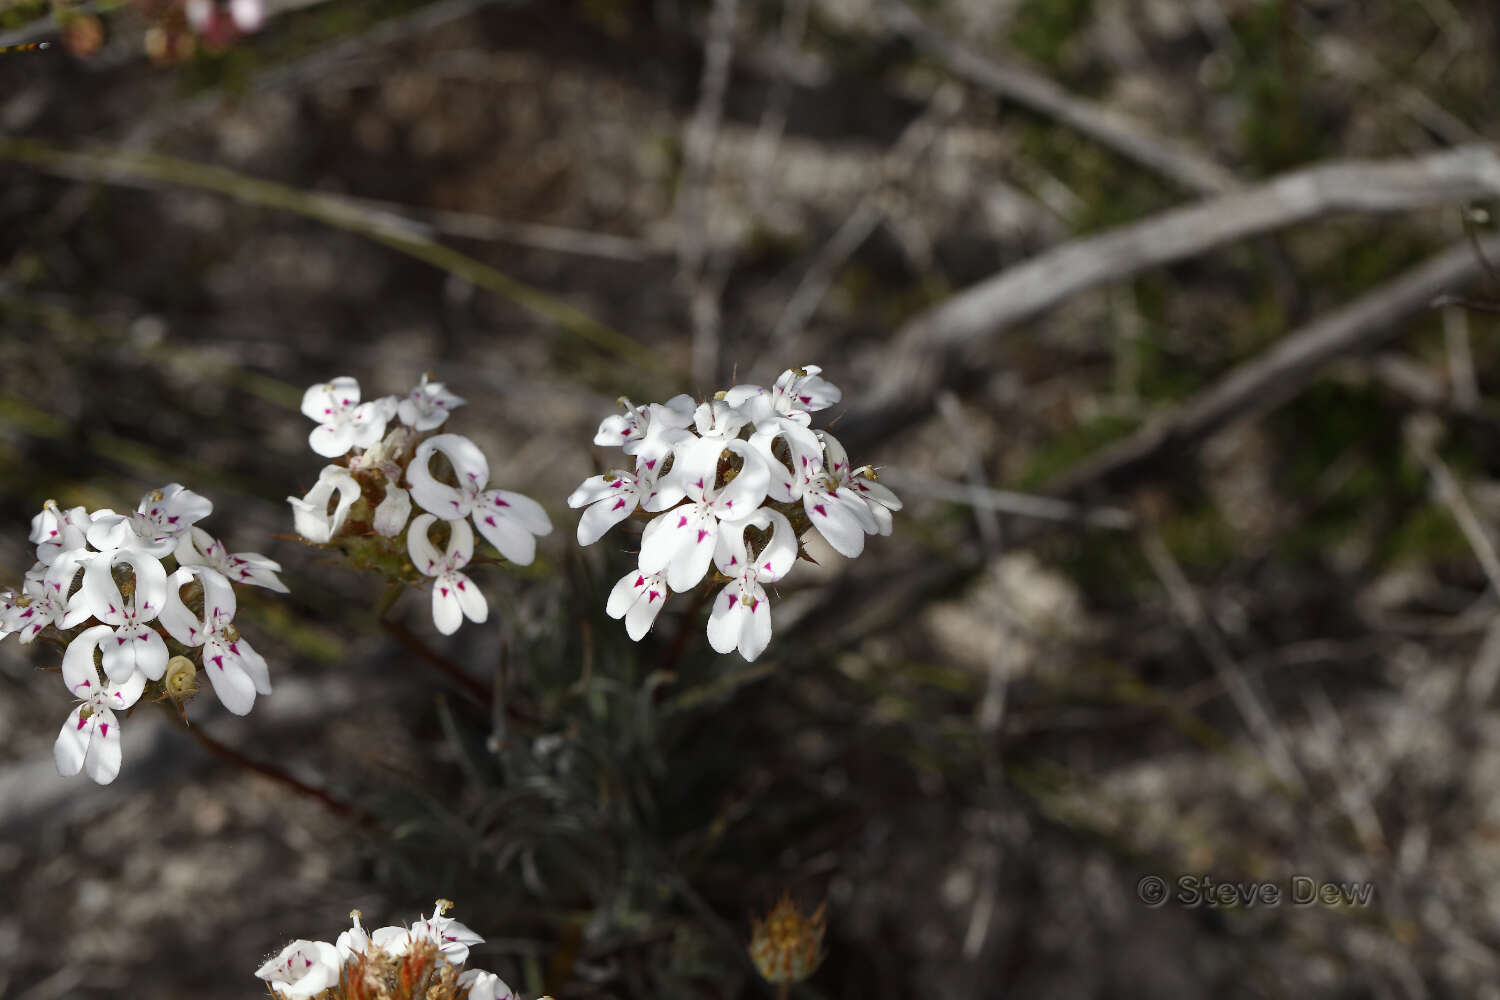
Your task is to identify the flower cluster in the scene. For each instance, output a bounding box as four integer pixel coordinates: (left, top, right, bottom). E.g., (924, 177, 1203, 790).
(569, 365, 900, 661)
(0, 486, 288, 784)
(289, 375, 552, 636)
(256, 901, 523, 1000)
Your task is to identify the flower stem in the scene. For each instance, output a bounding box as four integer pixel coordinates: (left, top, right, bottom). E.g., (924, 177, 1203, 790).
(167, 703, 371, 825)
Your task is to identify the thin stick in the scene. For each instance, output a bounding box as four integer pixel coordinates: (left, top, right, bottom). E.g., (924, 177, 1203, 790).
(879, 469, 1134, 530)
(1140, 528, 1305, 794)
(380, 616, 491, 706)
(881, 0, 1240, 195)
(842, 146, 1500, 447)
(1047, 235, 1500, 498)
(175, 709, 370, 823)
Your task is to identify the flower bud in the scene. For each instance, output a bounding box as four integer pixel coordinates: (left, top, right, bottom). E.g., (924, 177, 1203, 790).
(164, 655, 197, 703)
(749, 895, 826, 985)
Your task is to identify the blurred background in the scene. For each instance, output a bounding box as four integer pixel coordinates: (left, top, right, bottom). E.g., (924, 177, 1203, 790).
(2, 0, 1500, 997)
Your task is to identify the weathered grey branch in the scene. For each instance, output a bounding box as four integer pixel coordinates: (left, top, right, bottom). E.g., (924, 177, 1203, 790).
(842, 146, 1500, 450)
(881, 0, 1240, 196)
(1046, 234, 1500, 498)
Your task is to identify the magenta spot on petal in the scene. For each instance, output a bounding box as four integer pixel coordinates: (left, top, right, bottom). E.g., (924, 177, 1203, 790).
(764, 562, 772, 571)
(729, 555, 738, 566)
(727, 594, 738, 609)
(695, 478, 704, 489)
(76, 715, 88, 730)
(621, 429, 630, 436)
(814, 504, 828, 517)
(450, 500, 461, 511)
(648, 590, 661, 603)
(107, 604, 117, 614)
(634, 575, 645, 587)
(677, 515, 688, 528)
(229, 641, 240, 655)
(99, 723, 109, 738)
(800, 456, 808, 467)
(485, 515, 497, 526)
(457, 580, 466, 591)
(440, 587, 450, 597)
(696, 529, 708, 542)
(211, 655, 224, 669)
(116, 636, 126, 646)
(800, 395, 811, 404)
(611, 498, 627, 511)
(750, 597, 760, 610)
(324, 407, 332, 414)
(48, 529, 57, 537)
(646, 459, 657, 470)
(493, 497, 510, 507)
(79, 679, 91, 688)
(725, 500, 733, 508)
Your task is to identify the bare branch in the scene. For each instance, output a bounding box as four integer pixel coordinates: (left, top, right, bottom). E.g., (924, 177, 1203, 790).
(878, 468, 1134, 530)
(881, 0, 1240, 196)
(843, 146, 1500, 448)
(1047, 235, 1500, 498)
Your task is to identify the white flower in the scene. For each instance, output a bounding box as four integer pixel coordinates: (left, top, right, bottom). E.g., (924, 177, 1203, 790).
(723, 364, 840, 425)
(625, 394, 697, 466)
(706, 510, 795, 661)
(567, 459, 684, 546)
(791, 437, 876, 558)
(820, 431, 902, 536)
(300, 376, 396, 458)
(407, 514, 487, 635)
(230, 0, 264, 32)
(372, 483, 412, 538)
(408, 902, 484, 964)
(459, 970, 516, 1000)
(87, 484, 213, 557)
(335, 911, 370, 963)
(692, 399, 750, 441)
(398, 372, 466, 431)
(254, 939, 341, 999)
(55, 626, 146, 785)
(160, 567, 272, 715)
(287, 464, 362, 543)
(65, 549, 169, 682)
(28, 500, 92, 566)
(5, 576, 66, 644)
(606, 568, 670, 640)
(593, 397, 650, 449)
(407, 434, 553, 564)
(638, 438, 769, 591)
(174, 526, 290, 593)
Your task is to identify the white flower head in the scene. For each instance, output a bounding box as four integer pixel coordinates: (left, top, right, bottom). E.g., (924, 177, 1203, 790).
(28, 500, 92, 566)
(821, 431, 902, 535)
(65, 549, 169, 682)
(5, 576, 66, 645)
(54, 625, 147, 785)
(287, 464, 362, 544)
(398, 372, 466, 431)
(372, 483, 412, 538)
(459, 970, 516, 1000)
(638, 438, 769, 591)
(300, 376, 396, 458)
(335, 910, 370, 963)
(174, 526, 289, 593)
(254, 939, 341, 999)
(409, 900, 485, 964)
(706, 510, 795, 661)
(407, 434, 552, 565)
(159, 566, 271, 715)
(87, 484, 213, 557)
(606, 567, 670, 640)
(408, 514, 487, 635)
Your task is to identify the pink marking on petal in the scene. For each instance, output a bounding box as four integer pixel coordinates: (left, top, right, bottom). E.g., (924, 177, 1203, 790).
(750, 597, 760, 611)
(168, 515, 179, 523)
(800, 395, 811, 404)
(493, 497, 509, 507)
(729, 555, 738, 566)
(211, 655, 224, 669)
(814, 504, 828, 517)
(457, 580, 466, 591)
(677, 515, 688, 528)
(611, 498, 627, 511)
(76, 715, 88, 730)
(646, 459, 657, 470)
(727, 594, 738, 609)
(764, 562, 773, 571)
(440, 587, 450, 597)
(229, 641, 240, 655)
(484, 516, 497, 527)
(99, 723, 109, 738)
(116, 636, 126, 645)
(648, 590, 661, 602)
(634, 575, 645, 587)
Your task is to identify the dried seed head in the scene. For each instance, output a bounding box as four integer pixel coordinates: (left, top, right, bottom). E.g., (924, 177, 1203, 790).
(749, 895, 827, 985)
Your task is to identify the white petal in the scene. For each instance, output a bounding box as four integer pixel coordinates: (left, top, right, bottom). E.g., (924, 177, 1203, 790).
(409, 434, 487, 518)
(301, 376, 360, 420)
(578, 494, 636, 546)
(713, 440, 770, 517)
(473, 507, 539, 566)
(624, 580, 669, 640)
(431, 579, 463, 635)
(229, 637, 273, 695)
(203, 645, 258, 715)
(451, 571, 488, 626)
(309, 422, 356, 458)
(479, 490, 552, 536)
(101, 624, 168, 683)
(665, 516, 717, 592)
(160, 567, 208, 646)
(705, 584, 747, 654)
(606, 569, 656, 619)
(805, 490, 870, 558)
(457, 970, 515, 1000)
(85, 511, 135, 552)
(82, 706, 124, 784)
(54, 704, 92, 777)
(755, 510, 797, 581)
(373, 484, 412, 538)
(637, 506, 695, 577)
(740, 584, 773, 661)
(406, 514, 444, 576)
(61, 624, 116, 694)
